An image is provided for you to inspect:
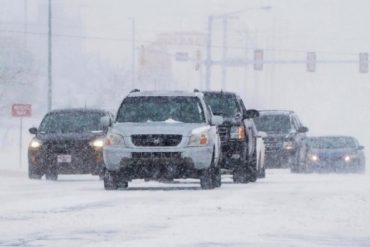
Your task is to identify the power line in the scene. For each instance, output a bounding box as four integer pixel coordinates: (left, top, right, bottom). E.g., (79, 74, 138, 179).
(0, 28, 366, 56)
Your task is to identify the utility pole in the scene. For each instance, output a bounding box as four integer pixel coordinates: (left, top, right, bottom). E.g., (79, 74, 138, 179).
(205, 16, 213, 90)
(221, 16, 228, 90)
(131, 17, 136, 87)
(23, 0, 28, 46)
(48, 0, 52, 111)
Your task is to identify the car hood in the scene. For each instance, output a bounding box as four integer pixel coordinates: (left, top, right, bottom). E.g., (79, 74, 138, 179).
(221, 117, 243, 126)
(263, 133, 291, 141)
(111, 122, 209, 137)
(36, 132, 105, 142)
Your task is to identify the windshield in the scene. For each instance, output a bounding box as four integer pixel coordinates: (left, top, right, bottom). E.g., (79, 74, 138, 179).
(203, 93, 239, 118)
(39, 111, 104, 133)
(116, 96, 206, 123)
(305, 137, 357, 149)
(254, 114, 292, 134)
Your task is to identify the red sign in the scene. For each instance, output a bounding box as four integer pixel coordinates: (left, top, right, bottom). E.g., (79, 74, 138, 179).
(12, 104, 32, 117)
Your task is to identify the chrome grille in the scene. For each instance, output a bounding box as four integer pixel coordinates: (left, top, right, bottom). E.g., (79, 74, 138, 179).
(131, 135, 182, 147)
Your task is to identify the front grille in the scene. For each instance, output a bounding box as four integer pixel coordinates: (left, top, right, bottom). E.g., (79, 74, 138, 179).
(218, 126, 229, 143)
(44, 140, 91, 154)
(131, 135, 182, 147)
(132, 152, 182, 159)
(263, 138, 283, 152)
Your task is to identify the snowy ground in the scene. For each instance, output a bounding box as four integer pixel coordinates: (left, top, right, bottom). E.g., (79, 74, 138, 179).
(0, 169, 370, 246)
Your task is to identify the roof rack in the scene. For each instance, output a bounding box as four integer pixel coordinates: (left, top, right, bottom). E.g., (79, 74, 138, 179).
(130, 89, 140, 93)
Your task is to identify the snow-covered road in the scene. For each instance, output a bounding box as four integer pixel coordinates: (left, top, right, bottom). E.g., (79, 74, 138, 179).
(1, 169, 370, 246)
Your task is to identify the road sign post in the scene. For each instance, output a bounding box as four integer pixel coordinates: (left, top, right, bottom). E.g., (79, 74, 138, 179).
(12, 104, 32, 168)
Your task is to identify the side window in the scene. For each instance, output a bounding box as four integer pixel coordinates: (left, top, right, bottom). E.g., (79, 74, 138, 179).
(291, 115, 300, 130)
(238, 99, 247, 116)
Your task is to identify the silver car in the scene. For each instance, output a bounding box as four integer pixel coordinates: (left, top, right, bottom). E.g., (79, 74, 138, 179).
(102, 90, 223, 190)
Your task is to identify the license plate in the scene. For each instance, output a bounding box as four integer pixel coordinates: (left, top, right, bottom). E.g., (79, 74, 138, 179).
(57, 154, 72, 163)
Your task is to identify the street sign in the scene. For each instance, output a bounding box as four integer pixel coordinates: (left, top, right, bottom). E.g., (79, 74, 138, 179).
(359, 53, 368, 73)
(307, 52, 316, 72)
(12, 104, 32, 117)
(11, 104, 32, 168)
(254, 49, 263, 71)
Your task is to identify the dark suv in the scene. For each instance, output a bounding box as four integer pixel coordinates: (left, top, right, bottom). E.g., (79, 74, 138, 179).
(253, 110, 308, 170)
(203, 91, 260, 183)
(28, 108, 114, 180)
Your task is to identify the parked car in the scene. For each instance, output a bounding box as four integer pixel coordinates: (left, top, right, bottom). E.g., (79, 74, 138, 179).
(297, 136, 366, 173)
(28, 108, 114, 180)
(202, 91, 264, 182)
(254, 110, 308, 170)
(102, 90, 223, 190)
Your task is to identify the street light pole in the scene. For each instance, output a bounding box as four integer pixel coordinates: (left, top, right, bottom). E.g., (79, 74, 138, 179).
(221, 16, 228, 90)
(130, 17, 136, 88)
(205, 15, 213, 90)
(47, 0, 53, 112)
(206, 6, 271, 91)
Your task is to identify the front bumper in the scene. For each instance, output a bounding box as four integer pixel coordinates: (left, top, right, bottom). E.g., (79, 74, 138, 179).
(103, 145, 214, 172)
(28, 148, 104, 175)
(305, 159, 363, 173)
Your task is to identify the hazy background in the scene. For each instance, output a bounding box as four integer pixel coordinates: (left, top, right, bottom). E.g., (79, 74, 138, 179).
(0, 0, 369, 167)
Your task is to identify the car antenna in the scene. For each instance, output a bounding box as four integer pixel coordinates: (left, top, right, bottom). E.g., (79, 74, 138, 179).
(130, 89, 140, 93)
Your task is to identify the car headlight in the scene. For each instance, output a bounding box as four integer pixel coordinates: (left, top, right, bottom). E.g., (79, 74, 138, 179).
(29, 138, 42, 149)
(105, 133, 125, 146)
(90, 138, 105, 148)
(344, 155, 356, 162)
(230, 126, 245, 140)
(283, 141, 296, 151)
(188, 126, 210, 146)
(307, 153, 319, 162)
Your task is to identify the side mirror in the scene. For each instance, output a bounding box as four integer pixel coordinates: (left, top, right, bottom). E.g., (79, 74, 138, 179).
(358, 145, 365, 150)
(298, 126, 309, 133)
(257, 131, 267, 138)
(100, 116, 112, 129)
(29, 127, 38, 135)
(244, 109, 260, 119)
(211, 115, 223, 126)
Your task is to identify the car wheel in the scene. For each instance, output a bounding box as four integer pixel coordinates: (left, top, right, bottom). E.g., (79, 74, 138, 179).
(248, 166, 258, 183)
(29, 172, 42, 180)
(232, 168, 249, 183)
(212, 166, 221, 188)
(28, 165, 43, 180)
(104, 169, 119, 190)
(45, 169, 58, 181)
(200, 169, 214, 190)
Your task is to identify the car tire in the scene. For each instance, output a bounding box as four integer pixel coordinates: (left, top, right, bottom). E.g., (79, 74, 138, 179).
(45, 169, 58, 181)
(248, 166, 258, 183)
(247, 152, 258, 182)
(28, 165, 43, 180)
(232, 167, 249, 183)
(29, 172, 42, 180)
(200, 169, 214, 190)
(259, 167, 266, 178)
(212, 166, 221, 188)
(104, 169, 119, 190)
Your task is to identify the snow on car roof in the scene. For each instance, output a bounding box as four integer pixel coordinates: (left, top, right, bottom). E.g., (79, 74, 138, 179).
(48, 108, 109, 114)
(128, 90, 199, 97)
(259, 110, 294, 115)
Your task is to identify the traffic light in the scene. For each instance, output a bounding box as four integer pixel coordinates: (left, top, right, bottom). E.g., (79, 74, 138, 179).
(359, 53, 368, 73)
(254, 49, 263, 71)
(306, 52, 316, 72)
(195, 50, 202, 71)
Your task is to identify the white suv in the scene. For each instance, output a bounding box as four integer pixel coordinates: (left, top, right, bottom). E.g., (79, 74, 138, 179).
(101, 90, 223, 190)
